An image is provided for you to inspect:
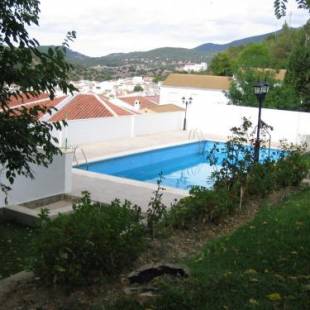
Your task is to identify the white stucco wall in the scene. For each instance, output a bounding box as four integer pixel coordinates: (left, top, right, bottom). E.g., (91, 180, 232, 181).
(186, 102, 310, 144)
(160, 85, 229, 107)
(134, 112, 184, 136)
(53, 112, 184, 147)
(0, 152, 73, 207)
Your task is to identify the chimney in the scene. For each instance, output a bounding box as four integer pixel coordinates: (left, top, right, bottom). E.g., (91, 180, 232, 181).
(134, 99, 141, 110)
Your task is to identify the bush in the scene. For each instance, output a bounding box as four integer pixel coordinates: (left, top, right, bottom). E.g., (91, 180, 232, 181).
(166, 187, 237, 229)
(32, 192, 146, 286)
(274, 151, 309, 188)
(246, 161, 277, 198)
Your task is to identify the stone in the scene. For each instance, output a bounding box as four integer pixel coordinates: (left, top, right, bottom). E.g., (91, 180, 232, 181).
(128, 263, 190, 284)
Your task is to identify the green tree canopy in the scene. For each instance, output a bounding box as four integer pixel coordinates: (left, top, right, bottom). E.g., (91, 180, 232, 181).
(227, 68, 301, 110)
(0, 0, 76, 196)
(286, 21, 310, 110)
(208, 52, 233, 76)
(237, 43, 271, 68)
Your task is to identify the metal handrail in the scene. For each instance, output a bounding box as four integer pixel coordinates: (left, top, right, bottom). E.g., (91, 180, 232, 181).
(188, 128, 206, 154)
(73, 146, 89, 170)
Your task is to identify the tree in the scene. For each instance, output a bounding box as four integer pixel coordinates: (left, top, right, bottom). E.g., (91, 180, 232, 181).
(274, 0, 310, 19)
(237, 43, 271, 68)
(286, 21, 310, 111)
(134, 84, 144, 92)
(0, 0, 76, 197)
(209, 52, 233, 76)
(227, 68, 301, 110)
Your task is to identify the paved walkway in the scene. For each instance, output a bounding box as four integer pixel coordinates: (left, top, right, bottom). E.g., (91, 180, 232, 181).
(71, 130, 227, 210)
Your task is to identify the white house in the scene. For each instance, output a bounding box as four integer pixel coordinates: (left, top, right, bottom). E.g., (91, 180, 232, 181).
(159, 73, 231, 108)
(181, 62, 208, 73)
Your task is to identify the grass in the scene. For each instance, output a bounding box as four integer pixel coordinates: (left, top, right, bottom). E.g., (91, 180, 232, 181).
(151, 188, 310, 309)
(0, 222, 36, 279)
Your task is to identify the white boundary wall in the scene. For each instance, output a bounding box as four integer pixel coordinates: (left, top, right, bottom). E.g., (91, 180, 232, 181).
(160, 86, 228, 106)
(0, 152, 73, 208)
(187, 103, 310, 144)
(54, 112, 184, 146)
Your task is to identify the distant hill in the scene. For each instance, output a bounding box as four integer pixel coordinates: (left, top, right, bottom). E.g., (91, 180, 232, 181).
(38, 30, 280, 68)
(76, 47, 210, 67)
(194, 31, 279, 53)
(38, 46, 91, 64)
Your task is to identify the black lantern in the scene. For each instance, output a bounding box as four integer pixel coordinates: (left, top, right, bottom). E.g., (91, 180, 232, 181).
(253, 81, 269, 162)
(182, 96, 193, 131)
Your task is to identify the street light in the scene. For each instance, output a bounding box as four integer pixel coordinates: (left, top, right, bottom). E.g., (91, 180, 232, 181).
(253, 81, 269, 162)
(182, 96, 192, 131)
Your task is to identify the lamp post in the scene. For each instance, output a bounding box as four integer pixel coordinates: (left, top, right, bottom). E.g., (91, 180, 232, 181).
(253, 81, 269, 162)
(182, 96, 192, 131)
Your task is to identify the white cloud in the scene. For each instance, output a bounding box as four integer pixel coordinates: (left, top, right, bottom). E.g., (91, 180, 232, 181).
(28, 0, 309, 56)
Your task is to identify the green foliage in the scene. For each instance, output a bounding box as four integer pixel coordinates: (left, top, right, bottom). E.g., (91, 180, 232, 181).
(209, 118, 308, 202)
(0, 222, 35, 279)
(273, 143, 309, 188)
(0, 0, 77, 196)
(208, 22, 309, 111)
(227, 67, 301, 110)
(167, 187, 236, 229)
(287, 21, 310, 111)
(237, 43, 271, 68)
(146, 174, 167, 239)
(32, 192, 145, 286)
(133, 84, 144, 92)
(208, 52, 233, 76)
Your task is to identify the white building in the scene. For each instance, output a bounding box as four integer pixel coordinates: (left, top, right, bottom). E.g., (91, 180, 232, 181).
(182, 62, 208, 73)
(160, 73, 231, 108)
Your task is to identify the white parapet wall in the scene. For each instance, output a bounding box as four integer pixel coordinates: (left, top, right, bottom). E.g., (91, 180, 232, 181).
(53, 112, 184, 147)
(0, 151, 73, 208)
(186, 102, 310, 144)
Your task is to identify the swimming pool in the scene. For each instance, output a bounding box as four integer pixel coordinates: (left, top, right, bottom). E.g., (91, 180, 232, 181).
(77, 141, 282, 190)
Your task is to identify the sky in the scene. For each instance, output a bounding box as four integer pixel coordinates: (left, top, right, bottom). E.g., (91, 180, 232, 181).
(29, 0, 309, 57)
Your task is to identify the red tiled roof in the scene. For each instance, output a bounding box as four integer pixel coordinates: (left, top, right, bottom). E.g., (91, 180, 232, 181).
(50, 94, 114, 121)
(28, 97, 67, 118)
(145, 96, 160, 104)
(7, 96, 66, 119)
(100, 96, 137, 116)
(119, 96, 159, 110)
(8, 93, 50, 108)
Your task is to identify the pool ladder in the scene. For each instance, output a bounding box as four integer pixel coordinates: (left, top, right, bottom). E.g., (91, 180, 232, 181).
(188, 129, 207, 155)
(73, 146, 89, 170)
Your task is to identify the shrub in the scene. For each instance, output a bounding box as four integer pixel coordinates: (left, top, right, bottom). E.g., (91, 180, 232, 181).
(166, 187, 237, 229)
(146, 174, 167, 239)
(274, 151, 308, 188)
(246, 161, 277, 198)
(32, 192, 145, 286)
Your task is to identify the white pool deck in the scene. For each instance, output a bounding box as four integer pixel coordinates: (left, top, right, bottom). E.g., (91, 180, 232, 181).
(71, 130, 227, 211)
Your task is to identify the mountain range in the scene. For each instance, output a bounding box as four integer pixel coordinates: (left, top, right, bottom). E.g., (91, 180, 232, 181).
(41, 30, 280, 67)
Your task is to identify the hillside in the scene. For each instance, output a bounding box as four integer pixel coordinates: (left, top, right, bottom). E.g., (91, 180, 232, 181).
(194, 31, 279, 53)
(38, 30, 280, 68)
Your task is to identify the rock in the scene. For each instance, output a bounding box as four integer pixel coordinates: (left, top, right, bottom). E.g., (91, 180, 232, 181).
(128, 263, 190, 284)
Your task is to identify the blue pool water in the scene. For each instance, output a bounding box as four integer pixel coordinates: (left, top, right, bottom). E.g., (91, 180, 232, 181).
(78, 141, 283, 190)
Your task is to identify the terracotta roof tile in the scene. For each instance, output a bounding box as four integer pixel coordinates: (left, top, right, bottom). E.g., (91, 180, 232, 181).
(99, 96, 137, 116)
(119, 96, 159, 110)
(8, 93, 50, 108)
(50, 94, 114, 121)
(8, 96, 66, 119)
